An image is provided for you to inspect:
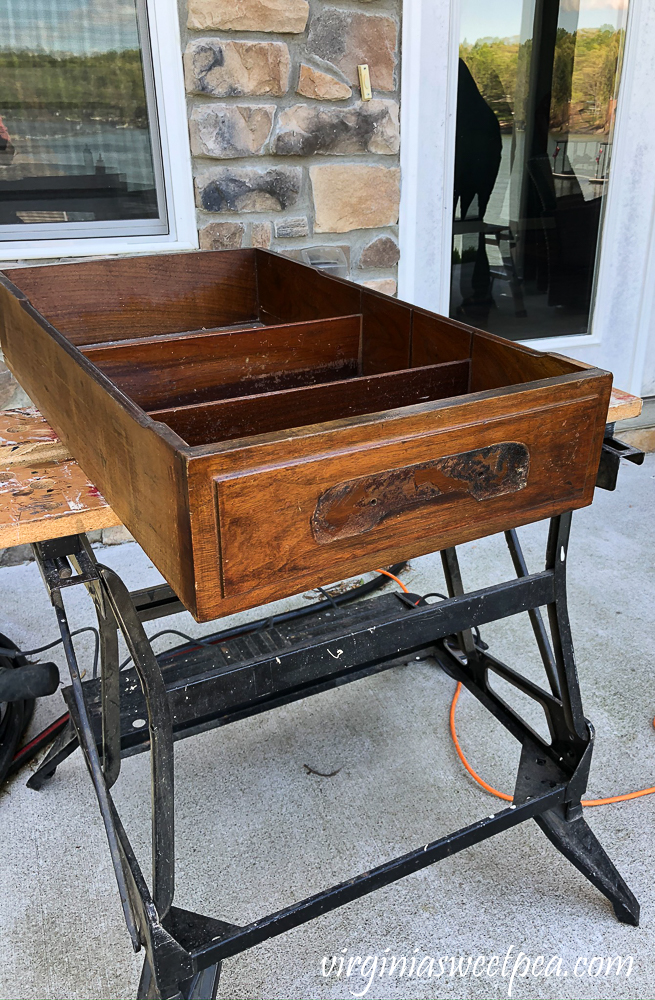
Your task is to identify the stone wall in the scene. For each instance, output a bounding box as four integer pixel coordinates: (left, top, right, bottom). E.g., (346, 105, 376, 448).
(182, 0, 402, 292)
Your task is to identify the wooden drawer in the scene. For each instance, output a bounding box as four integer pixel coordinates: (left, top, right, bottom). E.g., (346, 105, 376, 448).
(0, 250, 611, 622)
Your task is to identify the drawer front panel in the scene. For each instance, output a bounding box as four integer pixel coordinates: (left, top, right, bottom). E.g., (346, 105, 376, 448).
(311, 442, 530, 543)
(214, 393, 601, 598)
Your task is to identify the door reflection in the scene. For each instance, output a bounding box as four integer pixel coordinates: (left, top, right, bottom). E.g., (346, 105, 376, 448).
(450, 0, 629, 340)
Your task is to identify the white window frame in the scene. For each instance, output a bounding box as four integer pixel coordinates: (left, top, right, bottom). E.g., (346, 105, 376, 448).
(0, 0, 197, 263)
(399, 0, 655, 395)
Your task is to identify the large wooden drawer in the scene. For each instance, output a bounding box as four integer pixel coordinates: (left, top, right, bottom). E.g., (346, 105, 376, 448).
(0, 250, 611, 622)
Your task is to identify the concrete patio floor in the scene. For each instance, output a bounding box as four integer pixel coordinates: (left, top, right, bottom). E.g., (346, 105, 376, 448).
(0, 455, 653, 1000)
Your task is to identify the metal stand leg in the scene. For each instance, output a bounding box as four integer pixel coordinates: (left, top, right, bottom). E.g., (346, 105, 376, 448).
(137, 959, 161, 1000)
(179, 963, 223, 1000)
(97, 563, 175, 916)
(138, 956, 222, 1000)
(544, 514, 587, 743)
(438, 513, 639, 925)
(536, 805, 640, 925)
(96, 590, 121, 788)
(33, 536, 181, 991)
(26, 719, 78, 790)
(505, 528, 560, 697)
(440, 548, 476, 657)
(138, 958, 182, 1000)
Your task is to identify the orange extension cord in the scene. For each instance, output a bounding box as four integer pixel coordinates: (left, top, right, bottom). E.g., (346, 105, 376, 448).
(376, 569, 655, 809)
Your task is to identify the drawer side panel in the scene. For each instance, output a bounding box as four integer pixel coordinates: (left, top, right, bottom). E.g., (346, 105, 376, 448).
(0, 281, 196, 613)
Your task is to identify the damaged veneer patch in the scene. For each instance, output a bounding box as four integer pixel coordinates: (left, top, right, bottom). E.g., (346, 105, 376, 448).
(311, 442, 530, 543)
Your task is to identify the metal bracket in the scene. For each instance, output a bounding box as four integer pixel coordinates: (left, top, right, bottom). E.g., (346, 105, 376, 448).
(596, 425, 645, 491)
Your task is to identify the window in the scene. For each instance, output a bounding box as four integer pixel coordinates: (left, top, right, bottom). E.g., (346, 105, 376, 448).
(450, 0, 629, 340)
(0, 0, 194, 253)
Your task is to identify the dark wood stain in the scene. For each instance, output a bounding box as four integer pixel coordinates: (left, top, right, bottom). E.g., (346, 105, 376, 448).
(82, 314, 362, 411)
(149, 360, 470, 445)
(470, 330, 581, 392)
(411, 309, 473, 367)
(311, 442, 530, 542)
(360, 287, 412, 375)
(7, 250, 258, 345)
(255, 250, 360, 325)
(0, 248, 612, 621)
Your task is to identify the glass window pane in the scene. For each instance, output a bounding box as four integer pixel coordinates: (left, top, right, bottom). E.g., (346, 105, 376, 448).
(451, 0, 628, 339)
(0, 0, 167, 239)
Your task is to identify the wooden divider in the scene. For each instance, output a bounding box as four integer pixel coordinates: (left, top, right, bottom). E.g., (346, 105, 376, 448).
(149, 359, 470, 446)
(83, 314, 363, 410)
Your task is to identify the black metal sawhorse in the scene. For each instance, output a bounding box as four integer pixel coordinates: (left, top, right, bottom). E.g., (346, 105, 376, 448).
(28, 510, 640, 999)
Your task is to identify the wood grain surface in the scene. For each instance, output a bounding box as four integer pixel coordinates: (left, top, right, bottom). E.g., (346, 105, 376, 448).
(0, 379, 638, 556)
(0, 249, 620, 620)
(0, 407, 71, 466)
(607, 386, 642, 423)
(149, 361, 470, 445)
(411, 309, 473, 367)
(7, 250, 258, 345)
(211, 382, 608, 603)
(84, 315, 363, 410)
(310, 442, 531, 543)
(0, 275, 195, 610)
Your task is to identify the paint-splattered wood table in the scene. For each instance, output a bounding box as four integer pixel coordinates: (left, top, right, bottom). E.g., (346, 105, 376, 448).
(0, 407, 120, 548)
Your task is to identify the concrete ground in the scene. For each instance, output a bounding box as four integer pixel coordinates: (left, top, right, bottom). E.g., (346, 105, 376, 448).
(0, 456, 653, 1000)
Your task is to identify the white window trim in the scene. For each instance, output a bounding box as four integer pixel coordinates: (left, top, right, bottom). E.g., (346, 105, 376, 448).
(0, 0, 197, 264)
(398, 0, 459, 322)
(399, 0, 655, 395)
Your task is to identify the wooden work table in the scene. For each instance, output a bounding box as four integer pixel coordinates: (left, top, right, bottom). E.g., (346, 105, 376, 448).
(0, 386, 642, 551)
(0, 407, 120, 548)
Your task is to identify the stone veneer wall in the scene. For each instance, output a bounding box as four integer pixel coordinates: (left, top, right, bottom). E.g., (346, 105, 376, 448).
(181, 0, 403, 292)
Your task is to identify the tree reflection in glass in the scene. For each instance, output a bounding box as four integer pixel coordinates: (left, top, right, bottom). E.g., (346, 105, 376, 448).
(0, 0, 166, 236)
(451, 0, 629, 340)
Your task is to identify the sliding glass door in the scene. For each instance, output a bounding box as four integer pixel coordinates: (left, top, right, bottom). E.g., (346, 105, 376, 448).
(450, 0, 628, 340)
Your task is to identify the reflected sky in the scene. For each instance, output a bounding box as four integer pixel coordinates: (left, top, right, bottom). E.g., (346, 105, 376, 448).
(0, 0, 140, 55)
(460, 0, 628, 43)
